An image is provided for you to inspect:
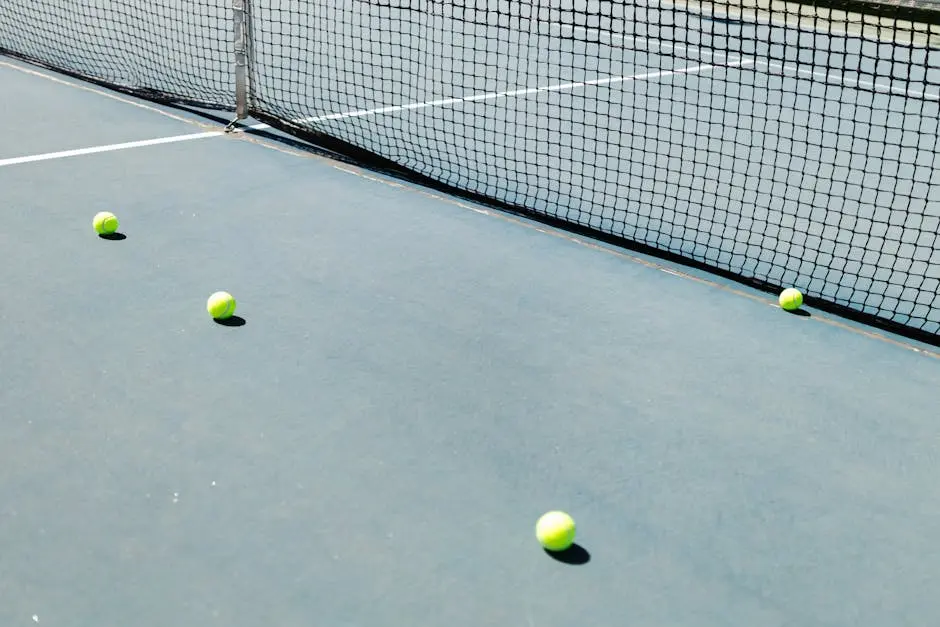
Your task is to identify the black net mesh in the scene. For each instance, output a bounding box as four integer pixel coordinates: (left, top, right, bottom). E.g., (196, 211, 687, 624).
(3, 1, 940, 340)
(0, 0, 235, 108)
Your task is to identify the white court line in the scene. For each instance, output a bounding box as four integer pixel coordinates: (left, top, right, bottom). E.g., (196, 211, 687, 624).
(0, 131, 223, 168)
(250, 60, 751, 130)
(1, 60, 744, 166)
(554, 23, 940, 101)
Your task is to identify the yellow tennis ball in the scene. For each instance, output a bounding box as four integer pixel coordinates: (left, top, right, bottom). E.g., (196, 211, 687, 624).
(207, 291, 237, 319)
(536, 511, 576, 551)
(93, 211, 119, 235)
(779, 287, 804, 311)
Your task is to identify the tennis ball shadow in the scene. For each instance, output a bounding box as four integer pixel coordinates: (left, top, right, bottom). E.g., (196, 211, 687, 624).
(785, 308, 811, 318)
(544, 543, 590, 565)
(98, 232, 126, 241)
(214, 315, 246, 327)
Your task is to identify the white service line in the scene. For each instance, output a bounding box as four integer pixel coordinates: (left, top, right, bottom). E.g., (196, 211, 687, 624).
(554, 23, 940, 101)
(251, 59, 749, 131)
(0, 130, 223, 168)
(1, 59, 745, 167)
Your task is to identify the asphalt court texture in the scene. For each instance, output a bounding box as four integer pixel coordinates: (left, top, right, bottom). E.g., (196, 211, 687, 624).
(2, 53, 940, 627)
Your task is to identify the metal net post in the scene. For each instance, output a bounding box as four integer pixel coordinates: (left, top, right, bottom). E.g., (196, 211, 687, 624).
(229, 0, 250, 129)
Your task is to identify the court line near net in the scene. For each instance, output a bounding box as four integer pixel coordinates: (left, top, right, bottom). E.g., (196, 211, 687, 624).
(249, 58, 751, 131)
(0, 131, 224, 167)
(0, 59, 747, 168)
(554, 23, 940, 101)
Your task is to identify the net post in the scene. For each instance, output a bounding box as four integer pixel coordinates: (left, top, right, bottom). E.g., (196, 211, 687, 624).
(227, 0, 249, 131)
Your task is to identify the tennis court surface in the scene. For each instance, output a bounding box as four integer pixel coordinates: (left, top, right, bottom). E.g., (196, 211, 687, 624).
(3, 1, 940, 626)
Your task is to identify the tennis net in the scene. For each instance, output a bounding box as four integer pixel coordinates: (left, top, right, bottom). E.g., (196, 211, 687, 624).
(2, 0, 939, 342)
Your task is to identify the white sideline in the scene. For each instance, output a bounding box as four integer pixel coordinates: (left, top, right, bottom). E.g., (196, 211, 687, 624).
(0, 60, 744, 167)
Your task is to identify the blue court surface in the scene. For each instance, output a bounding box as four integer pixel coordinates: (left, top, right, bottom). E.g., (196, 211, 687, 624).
(2, 44, 940, 627)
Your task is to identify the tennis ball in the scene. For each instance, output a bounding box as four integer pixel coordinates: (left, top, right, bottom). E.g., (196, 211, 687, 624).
(779, 287, 804, 311)
(536, 511, 576, 552)
(207, 291, 236, 319)
(93, 211, 119, 235)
